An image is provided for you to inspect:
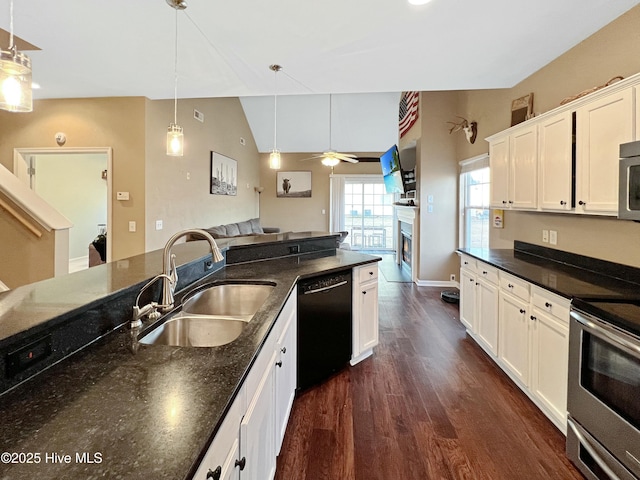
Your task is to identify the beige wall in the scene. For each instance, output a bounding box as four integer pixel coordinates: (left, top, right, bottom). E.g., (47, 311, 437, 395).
(451, 4, 640, 268)
(0, 97, 146, 262)
(0, 193, 56, 288)
(259, 153, 383, 233)
(144, 97, 261, 251)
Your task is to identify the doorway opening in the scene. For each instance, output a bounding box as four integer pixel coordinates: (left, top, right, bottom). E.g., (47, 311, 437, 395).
(13, 148, 113, 272)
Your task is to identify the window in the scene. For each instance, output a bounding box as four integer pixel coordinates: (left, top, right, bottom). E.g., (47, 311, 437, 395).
(460, 155, 490, 249)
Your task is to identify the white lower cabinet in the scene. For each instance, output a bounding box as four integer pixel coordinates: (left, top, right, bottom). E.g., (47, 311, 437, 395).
(459, 255, 571, 434)
(274, 294, 297, 455)
(351, 264, 379, 365)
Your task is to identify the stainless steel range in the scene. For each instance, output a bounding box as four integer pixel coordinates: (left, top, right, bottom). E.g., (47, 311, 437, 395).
(568, 298, 640, 480)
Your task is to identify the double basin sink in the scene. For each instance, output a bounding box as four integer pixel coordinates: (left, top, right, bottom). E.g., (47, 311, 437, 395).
(138, 281, 275, 348)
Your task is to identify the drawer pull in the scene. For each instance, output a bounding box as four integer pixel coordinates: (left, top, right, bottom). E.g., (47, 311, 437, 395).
(281, 347, 287, 354)
(207, 466, 222, 480)
(369, 271, 374, 276)
(508, 283, 514, 288)
(530, 315, 537, 321)
(469, 278, 475, 282)
(235, 457, 246, 471)
(560, 200, 566, 206)
(276, 361, 283, 368)
(464, 261, 469, 265)
(545, 302, 552, 308)
(482, 271, 487, 275)
(519, 309, 526, 314)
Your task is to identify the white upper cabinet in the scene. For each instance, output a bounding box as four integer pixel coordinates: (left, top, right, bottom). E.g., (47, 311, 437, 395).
(538, 111, 573, 211)
(489, 135, 510, 208)
(575, 87, 634, 215)
(510, 124, 538, 210)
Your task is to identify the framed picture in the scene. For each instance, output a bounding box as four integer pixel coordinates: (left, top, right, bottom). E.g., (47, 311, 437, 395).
(276, 171, 312, 198)
(210, 152, 237, 195)
(510, 93, 534, 126)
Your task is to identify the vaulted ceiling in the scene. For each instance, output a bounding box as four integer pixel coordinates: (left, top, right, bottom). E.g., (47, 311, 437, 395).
(4, 0, 639, 153)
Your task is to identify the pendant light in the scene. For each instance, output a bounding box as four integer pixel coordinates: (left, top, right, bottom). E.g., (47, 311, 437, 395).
(269, 64, 282, 169)
(0, 0, 32, 112)
(166, 0, 186, 156)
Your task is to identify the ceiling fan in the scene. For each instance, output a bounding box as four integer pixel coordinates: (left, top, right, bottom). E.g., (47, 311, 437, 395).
(301, 94, 359, 167)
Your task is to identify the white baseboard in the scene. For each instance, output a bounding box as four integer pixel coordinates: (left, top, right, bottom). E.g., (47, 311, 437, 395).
(69, 255, 89, 274)
(415, 280, 460, 288)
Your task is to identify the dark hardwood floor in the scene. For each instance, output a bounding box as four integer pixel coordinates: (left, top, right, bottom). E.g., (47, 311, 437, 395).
(275, 261, 584, 480)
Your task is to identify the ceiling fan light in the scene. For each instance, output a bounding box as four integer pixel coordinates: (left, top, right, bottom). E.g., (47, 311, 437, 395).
(0, 49, 32, 112)
(269, 149, 281, 169)
(321, 157, 340, 167)
(166, 123, 184, 156)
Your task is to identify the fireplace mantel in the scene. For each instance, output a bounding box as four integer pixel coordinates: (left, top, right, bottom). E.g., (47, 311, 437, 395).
(394, 205, 419, 283)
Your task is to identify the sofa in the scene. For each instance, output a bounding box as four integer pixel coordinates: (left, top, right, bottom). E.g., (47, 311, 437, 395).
(193, 218, 280, 240)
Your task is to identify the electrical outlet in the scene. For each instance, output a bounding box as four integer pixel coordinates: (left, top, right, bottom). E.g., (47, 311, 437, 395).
(542, 230, 549, 243)
(155, 220, 163, 230)
(128, 221, 136, 232)
(450, 274, 456, 282)
(549, 230, 558, 245)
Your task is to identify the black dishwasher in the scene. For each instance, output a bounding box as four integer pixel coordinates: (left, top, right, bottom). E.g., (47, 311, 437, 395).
(297, 270, 352, 391)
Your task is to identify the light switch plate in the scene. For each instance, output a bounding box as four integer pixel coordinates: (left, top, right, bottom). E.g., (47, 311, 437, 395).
(117, 191, 130, 201)
(542, 230, 549, 243)
(549, 230, 557, 245)
(155, 220, 163, 230)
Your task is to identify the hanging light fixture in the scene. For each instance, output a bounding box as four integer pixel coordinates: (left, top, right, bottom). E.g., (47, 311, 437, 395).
(0, 0, 32, 112)
(269, 64, 282, 169)
(166, 0, 187, 156)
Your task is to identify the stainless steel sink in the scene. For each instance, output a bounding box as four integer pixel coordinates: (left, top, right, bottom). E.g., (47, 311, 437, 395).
(138, 314, 247, 347)
(138, 282, 275, 347)
(182, 282, 275, 317)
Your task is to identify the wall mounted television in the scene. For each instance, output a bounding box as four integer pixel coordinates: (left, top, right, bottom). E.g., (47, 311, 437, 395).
(380, 145, 405, 194)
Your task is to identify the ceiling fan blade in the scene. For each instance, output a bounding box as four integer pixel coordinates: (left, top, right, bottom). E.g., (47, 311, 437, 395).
(299, 154, 324, 161)
(341, 157, 359, 163)
(334, 153, 358, 162)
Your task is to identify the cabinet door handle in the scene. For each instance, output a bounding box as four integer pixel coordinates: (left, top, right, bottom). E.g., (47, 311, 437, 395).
(464, 261, 469, 265)
(508, 283, 514, 288)
(469, 278, 474, 282)
(508, 200, 514, 204)
(235, 457, 246, 471)
(502, 200, 507, 204)
(369, 271, 374, 276)
(545, 302, 552, 308)
(207, 466, 222, 480)
(578, 200, 586, 206)
(519, 309, 526, 314)
(362, 291, 367, 295)
(530, 315, 537, 321)
(281, 346, 287, 354)
(560, 200, 566, 206)
(482, 271, 487, 275)
(276, 361, 283, 368)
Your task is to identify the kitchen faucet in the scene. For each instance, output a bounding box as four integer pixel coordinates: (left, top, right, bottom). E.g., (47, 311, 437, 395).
(131, 229, 223, 328)
(160, 229, 223, 312)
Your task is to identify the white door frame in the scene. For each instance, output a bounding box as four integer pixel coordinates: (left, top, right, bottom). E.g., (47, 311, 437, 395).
(13, 147, 113, 262)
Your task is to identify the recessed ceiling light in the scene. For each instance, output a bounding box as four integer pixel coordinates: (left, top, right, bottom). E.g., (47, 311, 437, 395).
(408, 0, 433, 5)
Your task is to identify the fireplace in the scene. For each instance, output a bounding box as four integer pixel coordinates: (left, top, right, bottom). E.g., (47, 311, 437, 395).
(394, 205, 419, 283)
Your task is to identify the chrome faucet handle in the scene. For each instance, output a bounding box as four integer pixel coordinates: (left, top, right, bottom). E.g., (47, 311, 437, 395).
(132, 273, 174, 328)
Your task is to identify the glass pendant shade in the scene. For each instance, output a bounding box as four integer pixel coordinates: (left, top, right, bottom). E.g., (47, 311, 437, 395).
(269, 149, 281, 170)
(0, 49, 32, 112)
(166, 123, 184, 156)
(321, 157, 340, 167)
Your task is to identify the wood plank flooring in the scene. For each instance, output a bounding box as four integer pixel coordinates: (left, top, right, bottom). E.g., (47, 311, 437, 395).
(275, 264, 584, 480)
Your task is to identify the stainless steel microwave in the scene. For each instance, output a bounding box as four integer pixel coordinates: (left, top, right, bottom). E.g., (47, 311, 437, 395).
(619, 141, 640, 220)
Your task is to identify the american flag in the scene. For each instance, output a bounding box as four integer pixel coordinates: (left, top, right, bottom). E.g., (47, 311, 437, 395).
(398, 91, 419, 138)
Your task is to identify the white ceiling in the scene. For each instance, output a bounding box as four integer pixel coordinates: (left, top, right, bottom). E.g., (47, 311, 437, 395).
(3, 0, 639, 153)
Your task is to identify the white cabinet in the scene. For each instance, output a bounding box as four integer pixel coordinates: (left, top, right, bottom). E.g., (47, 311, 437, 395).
(575, 87, 634, 215)
(459, 267, 477, 332)
(274, 294, 296, 455)
(509, 124, 538, 210)
(192, 388, 244, 480)
(489, 134, 510, 208)
(241, 348, 277, 480)
(529, 287, 570, 434)
(538, 111, 573, 211)
(489, 125, 537, 210)
(476, 268, 499, 356)
(498, 272, 531, 387)
(351, 263, 379, 365)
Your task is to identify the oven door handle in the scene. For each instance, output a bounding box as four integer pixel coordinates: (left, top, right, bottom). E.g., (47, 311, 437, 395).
(572, 310, 640, 359)
(567, 417, 622, 480)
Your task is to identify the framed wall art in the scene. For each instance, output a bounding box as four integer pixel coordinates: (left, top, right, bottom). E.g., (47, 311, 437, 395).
(210, 152, 237, 195)
(276, 171, 312, 198)
(510, 93, 534, 126)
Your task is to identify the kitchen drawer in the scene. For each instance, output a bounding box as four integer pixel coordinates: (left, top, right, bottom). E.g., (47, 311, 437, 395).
(357, 264, 378, 284)
(460, 254, 477, 273)
(500, 271, 530, 301)
(477, 262, 499, 285)
(532, 287, 570, 325)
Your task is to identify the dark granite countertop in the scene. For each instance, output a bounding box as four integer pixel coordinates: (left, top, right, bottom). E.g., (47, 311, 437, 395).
(0, 249, 379, 480)
(458, 242, 640, 300)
